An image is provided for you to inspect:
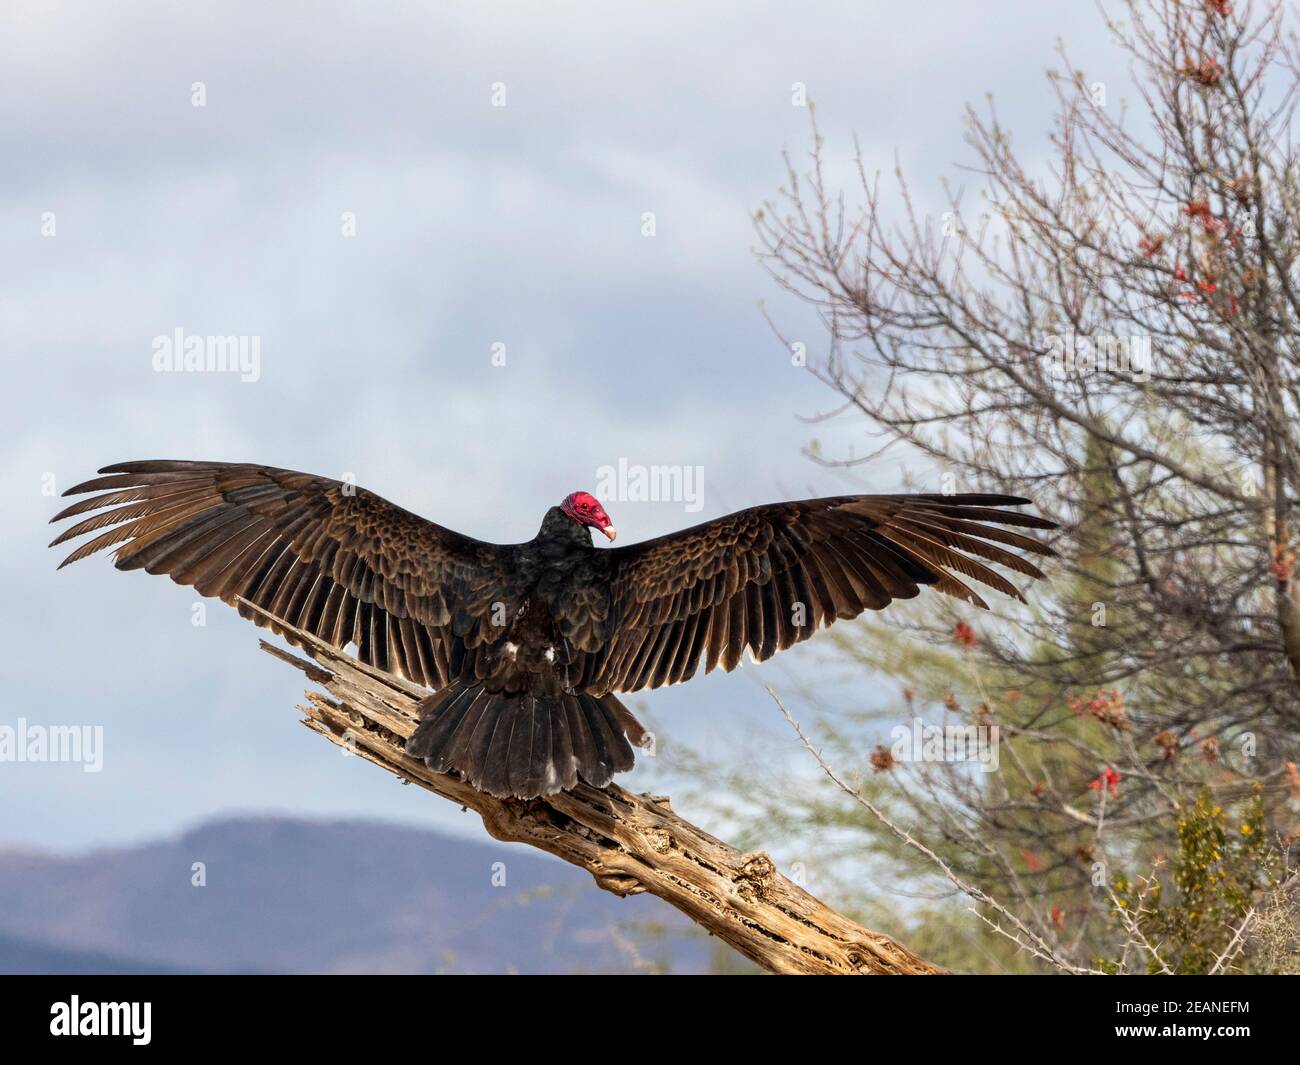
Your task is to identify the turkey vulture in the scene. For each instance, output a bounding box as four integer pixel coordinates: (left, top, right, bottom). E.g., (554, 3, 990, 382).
(50, 460, 1055, 799)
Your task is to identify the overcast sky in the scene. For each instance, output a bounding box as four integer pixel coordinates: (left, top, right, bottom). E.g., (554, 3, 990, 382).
(0, 1, 1117, 851)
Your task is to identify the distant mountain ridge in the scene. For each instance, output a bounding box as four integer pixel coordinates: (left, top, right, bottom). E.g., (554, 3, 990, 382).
(0, 816, 710, 974)
(0, 931, 199, 975)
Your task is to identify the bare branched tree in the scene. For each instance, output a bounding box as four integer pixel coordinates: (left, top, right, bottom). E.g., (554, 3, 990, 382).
(738, 0, 1300, 972)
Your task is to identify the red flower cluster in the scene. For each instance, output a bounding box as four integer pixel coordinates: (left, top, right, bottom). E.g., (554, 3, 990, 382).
(1068, 689, 1130, 731)
(1138, 233, 1165, 259)
(1174, 263, 1200, 302)
(1155, 729, 1180, 761)
(1175, 273, 1239, 313)
(1182, 199, 1229, 238)
(1285, 761, 1300, 799)
(1088, 766, 1121, 798)
(1270, 541, 1296, 583)
(1182, 57, 1224, 86)
(1020, 849, 1047, 873)
(953, 620, 977, 648)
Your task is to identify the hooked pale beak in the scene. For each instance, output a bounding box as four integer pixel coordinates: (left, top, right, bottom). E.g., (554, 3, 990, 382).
(599, 525, 617, 542)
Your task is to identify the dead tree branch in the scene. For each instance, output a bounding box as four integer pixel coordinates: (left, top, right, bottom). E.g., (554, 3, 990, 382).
(247, 603, 942, 976)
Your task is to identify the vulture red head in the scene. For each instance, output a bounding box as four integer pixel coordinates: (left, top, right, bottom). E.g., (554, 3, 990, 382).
(561, 491, 616, 541)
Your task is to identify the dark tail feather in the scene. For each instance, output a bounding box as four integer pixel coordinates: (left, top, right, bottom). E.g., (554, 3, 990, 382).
(405, 683, 647, 799)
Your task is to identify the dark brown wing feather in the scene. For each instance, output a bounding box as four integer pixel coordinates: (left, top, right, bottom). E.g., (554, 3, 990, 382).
(590, 494, 1055, 694)
(49, 460, 517, 688)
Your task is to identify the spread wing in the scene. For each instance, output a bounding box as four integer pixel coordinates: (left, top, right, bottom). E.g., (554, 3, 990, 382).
(589, 494, 1056, 694)
(50, 460, 517, 688)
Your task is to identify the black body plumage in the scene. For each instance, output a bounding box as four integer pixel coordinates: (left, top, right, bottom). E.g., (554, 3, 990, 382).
(406, 505, 637, 799)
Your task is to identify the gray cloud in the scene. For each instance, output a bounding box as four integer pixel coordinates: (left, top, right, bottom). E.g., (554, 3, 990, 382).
(2, 0, 1113, 848)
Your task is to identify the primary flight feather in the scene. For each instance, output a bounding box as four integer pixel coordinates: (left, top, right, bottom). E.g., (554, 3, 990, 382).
(51, 460, 1056, 799)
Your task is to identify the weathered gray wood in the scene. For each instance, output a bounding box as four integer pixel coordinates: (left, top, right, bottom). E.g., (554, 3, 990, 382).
(248, 601, 942, 975)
